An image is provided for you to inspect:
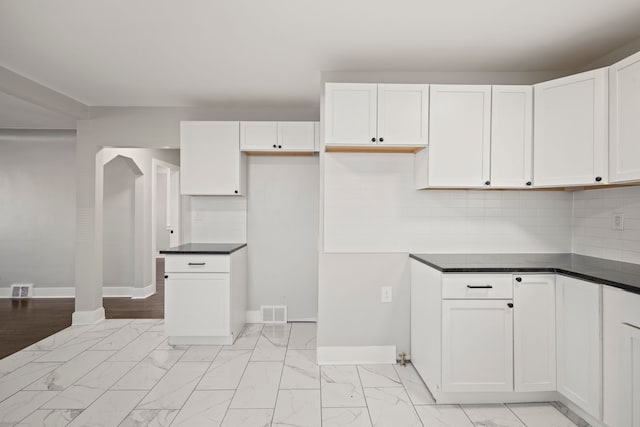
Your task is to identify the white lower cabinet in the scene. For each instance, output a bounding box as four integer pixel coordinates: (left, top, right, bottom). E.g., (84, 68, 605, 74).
(165, 273, 230, 337)
(513, 275, 556, 392)
(442, 299, 513, 392)
(621, 323, 640, 427)
(164, 248, 247, 345)
(556, 275, 602, 420)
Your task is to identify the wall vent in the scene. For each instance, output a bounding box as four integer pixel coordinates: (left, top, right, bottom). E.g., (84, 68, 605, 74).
(260, 305, 287, 324)
(11, 284, 33, 299)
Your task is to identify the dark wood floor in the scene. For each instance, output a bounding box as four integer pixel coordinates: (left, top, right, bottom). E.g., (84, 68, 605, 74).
(0, 259, 165, 359)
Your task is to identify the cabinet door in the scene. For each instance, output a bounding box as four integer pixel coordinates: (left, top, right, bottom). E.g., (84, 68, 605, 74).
(165, 273, 230, 337)
(240, 121, 278, 151)
(610, 51, 640, 183)
(325, 83, 377, 145)
(277, 122, 315, 151)
(442, 299, 513, 392)
(377, 84, 429, 146)
(513, 275, 556, 392)
(620, 323, 640, 427)
(180, 121, 243, 195)
(490, 86, 533, 188)
(534, 69, 608, 187)
(556, 275, 602, 419)
(428, 85, 491, 187)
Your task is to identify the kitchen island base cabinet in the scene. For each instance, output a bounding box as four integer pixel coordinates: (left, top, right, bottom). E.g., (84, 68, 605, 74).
(164, 246, 247, 346)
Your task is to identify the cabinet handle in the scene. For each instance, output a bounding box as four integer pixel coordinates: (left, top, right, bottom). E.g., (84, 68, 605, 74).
(485, 181, 490, 186)
(164, 274, 168, 279)
(515, 277, 522, 282)
(507, 303, 514, 308)
(371, 137, 377, 143)
(379, 137, 384, 142)
(234, 190, 239, 194)
(278, 145, 282, 149)
(526, 181, 532, 186)
(595, 176, 602, 182)
(273, 144, 277, 148)
(467, 285, 493, 289)
(188, 262, 206, 266)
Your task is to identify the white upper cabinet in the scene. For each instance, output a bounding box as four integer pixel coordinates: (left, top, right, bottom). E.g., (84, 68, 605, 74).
(490, 86, 533, 188)
(278, 122, 316, 151)
(180, 121, 245, 196)
(324, 83, 429, 148)
(240, 121, 278, 151)
(377, 84, 429, 146)
(325, 83, 377, 145)
(427, 85, 491, 187)
(533, 69, 608, 187)
(240, 121, 316, 152)
(513, 275, 556, 392)
(609, 50, 640, 183)
(556, 275, 602, 420)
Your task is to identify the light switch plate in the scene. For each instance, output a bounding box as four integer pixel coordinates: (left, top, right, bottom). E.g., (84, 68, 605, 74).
(381, 286, 392, 303)
(612, 212, 624, 230)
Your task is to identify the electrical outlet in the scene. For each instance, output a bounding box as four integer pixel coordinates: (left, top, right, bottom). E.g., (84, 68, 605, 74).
(381, 286, 393, 303)
(612, 212, 624, 230)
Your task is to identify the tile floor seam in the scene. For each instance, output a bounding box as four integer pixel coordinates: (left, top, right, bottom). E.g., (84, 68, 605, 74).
(354, 363, 375, 427)
(219, 325, 263, 425)
(506, 402, 531, 427)
(270, 323, 293, 426)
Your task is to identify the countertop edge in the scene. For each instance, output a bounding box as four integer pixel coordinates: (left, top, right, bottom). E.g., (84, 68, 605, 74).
(409, 253, 640, 295)
(160, 243, 247, 255)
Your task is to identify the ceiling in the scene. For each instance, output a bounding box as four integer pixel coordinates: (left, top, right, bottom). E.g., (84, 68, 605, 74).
(1, 0, 640, 108)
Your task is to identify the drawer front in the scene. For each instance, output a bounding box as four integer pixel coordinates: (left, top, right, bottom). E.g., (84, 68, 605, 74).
(165, 255, 230, 273)
(442, 274, 513, 299)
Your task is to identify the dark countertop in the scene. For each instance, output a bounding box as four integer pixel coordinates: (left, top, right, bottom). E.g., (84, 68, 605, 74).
(409, 253, 640, 295)
(160, 243, 246, 255)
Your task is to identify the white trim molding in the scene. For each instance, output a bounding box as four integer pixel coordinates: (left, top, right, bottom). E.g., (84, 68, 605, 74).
(316, 345, 397, 365)
(72, 307, 105, 325)
(0, 285, 156, 299)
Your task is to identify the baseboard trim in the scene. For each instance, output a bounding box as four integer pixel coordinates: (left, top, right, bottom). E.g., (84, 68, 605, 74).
(0, 284, 156, 299)
(131, 283, 155, 299)
(72, 307, 105, 325)
(0, 286, 76, 298)
(317, 345, 397, 365)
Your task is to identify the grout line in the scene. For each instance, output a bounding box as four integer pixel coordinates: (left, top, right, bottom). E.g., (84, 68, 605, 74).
(354, 363, 375, 427)
(218, 324, 265, 425)
(505, 402, 530, 427)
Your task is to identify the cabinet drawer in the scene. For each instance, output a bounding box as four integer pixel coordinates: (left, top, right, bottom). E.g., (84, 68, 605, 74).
(442, 274, 513, 299)
(165, 255, 230, 273)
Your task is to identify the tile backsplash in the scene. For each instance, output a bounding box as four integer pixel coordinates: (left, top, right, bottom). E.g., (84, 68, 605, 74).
(572, 186, 640, 263)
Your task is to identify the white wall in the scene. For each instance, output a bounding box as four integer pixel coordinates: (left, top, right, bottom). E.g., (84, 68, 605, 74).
(103, 156, 136, 288)
(0, 137, 76, 290)
(247, 155, 319, 320)
(318, 154, 573, 355)
(324, 154, 573, 253)
(572, 186, 640, 263)
(189, 197, 247, 244)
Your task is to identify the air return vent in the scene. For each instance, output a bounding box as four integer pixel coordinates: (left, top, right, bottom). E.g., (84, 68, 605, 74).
(260, 305, 287, 324)
(11, 284, 33, 299)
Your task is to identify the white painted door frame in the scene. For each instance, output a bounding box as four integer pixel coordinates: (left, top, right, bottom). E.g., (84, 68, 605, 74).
(151, 158, 180, 293)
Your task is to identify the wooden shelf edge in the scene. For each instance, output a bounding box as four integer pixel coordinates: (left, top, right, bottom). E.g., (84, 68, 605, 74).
(416, 182, 640, 191)
(243, 151, 316, 157)
(325, 145, 426, 154)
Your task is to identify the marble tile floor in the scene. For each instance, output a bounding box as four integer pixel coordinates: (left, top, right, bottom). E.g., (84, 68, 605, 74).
(0, 320, 580, 427)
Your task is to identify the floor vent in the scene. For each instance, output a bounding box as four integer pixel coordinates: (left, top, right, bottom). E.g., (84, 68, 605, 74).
(260, 305, 287, 324)
(11, 284, 33, 299)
